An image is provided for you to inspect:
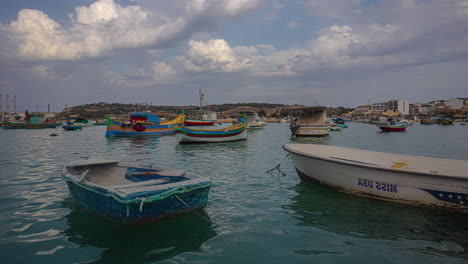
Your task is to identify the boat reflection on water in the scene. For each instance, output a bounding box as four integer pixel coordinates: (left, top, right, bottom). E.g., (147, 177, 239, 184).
(106, 136, 161, 148)
(290, 135, 330, 145)
(283, 183, 468, 258)
(62, 198, 217, 263)
(175, 138, 248, 153)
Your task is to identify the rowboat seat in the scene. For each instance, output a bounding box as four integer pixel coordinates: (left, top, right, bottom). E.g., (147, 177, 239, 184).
(107, 170, 186, 190)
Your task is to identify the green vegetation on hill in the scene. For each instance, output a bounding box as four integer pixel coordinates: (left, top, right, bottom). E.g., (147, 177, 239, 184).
(60, 102, 351, 119)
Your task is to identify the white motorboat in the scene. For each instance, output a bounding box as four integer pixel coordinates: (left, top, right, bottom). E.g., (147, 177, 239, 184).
(283, 144, 468, 211)
(289, 107, 331, 136)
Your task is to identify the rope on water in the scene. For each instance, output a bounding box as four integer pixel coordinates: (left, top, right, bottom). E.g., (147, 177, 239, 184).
(266, 154, 290, 177)
(440, 135, 468, 147)
(175, 195, 212, 223)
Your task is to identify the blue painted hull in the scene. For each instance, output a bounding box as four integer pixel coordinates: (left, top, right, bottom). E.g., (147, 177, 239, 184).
(65, 181, 211, 224)
(105, 129, 176, 137)
(3, 124, 60, 129)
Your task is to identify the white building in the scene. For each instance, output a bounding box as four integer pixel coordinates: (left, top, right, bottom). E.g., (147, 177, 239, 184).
(372, 99, 409, 115)
(445, 98, 465, 110)
(409, 103, 423, 115)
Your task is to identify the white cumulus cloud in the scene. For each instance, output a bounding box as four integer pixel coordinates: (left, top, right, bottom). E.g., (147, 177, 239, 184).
(1, 0, 265, 61)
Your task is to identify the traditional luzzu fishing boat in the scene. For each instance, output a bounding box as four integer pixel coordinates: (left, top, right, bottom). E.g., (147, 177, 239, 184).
(376, 118, 408, 132)
(283, 144, 468, 211)
(334, 117, 348, 128)
(105, 112, 185, 137)
(2, 112, 59, 129)
(74, 117, 95, 127)
(184, 89, 217, 126)
(62, 118, 82, 131)
(437, 118, 454, 125)
(62, 159, 212, 223)
(63, 124, 82, 131)
(175, 120, 247, 143)
(420, 117, 435, 125)
(289, 107, 331, 136)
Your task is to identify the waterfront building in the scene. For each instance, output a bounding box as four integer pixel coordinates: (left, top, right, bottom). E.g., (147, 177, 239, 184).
(372, 100, 409, 115)
(445, 98, 466, 110)
(409, 103, 424, 116)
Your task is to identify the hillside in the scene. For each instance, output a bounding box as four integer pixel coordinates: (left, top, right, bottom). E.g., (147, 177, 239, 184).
(59, 102, 351, 119)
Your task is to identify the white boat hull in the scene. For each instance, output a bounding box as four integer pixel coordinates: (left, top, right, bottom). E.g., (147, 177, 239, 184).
(294, 125, 330, 136)
(284, 144, 468, 211)
(176, 130, 247, 143)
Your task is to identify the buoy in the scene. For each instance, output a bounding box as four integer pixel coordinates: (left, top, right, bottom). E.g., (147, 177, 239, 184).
(50, 133, 58, 136)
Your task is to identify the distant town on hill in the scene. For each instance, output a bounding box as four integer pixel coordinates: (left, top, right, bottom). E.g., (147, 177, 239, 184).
(59, 102, 353, 120)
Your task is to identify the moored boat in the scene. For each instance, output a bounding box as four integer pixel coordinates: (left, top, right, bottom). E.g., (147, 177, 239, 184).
(175, 120, 247, 144)
(2, 112, 59, 129)
(420, 118, 435, 125)
(184, 89, 217, 126)
(237, 110, 266, 128)
(74, 117, 95, 127)
(283, 144, 468, 211)
(289, 107, 331, 136)
(61, 159, 212, 223)
(377, 118, 408, 132)
(105, 112, 185, 137)
(437, 118, 454, 126)
(63, 125, 82, 131)
(330, 124, 342, 131)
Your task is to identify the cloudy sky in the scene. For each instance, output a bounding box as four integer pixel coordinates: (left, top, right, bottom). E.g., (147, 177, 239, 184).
(0, 0, 467, 111)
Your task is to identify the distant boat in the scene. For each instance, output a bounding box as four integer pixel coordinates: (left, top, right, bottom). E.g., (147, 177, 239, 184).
(283, 144, 468, 211)
(238, 110, 266, 128)
(3, 112, 59, 129)
(62, 159, 212, 223)
(105, 112, 185, 137)
(176, 120, 247, 143)
(289, 107, 331, 136)
(74, 117, 95, 127)
(184, 89, 217, 126)
(330, 124, 342, 131)
(437, 118, 454, 126)
(420, 118, 435, 125)
(376, 118, 408, 132)
(368, 117, 379, 124)
(63, 125, 82, 131)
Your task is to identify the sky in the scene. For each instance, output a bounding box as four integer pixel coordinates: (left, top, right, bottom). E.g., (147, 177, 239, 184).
(0, 0, 467, 112)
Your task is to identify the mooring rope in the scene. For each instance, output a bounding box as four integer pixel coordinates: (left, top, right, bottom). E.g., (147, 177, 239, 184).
(174, 195, 212, 224)
(266, 154, 290, 177)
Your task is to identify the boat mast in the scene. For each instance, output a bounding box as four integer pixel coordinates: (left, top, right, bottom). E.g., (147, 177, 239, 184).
(199, 89, 204, 119)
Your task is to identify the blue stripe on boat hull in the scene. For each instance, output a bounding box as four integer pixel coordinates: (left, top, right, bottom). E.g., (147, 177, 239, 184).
(65, 181, 211, 223)
(105, 130, 176, 137)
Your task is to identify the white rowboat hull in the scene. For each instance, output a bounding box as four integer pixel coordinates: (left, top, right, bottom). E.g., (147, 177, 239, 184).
(283, 144, 468, 211)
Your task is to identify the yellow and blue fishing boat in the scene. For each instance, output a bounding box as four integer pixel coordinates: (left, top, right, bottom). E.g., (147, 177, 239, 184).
(176, 119, 247, 143)
(3, 112, 59, 129)
(105, 112, 185, 137)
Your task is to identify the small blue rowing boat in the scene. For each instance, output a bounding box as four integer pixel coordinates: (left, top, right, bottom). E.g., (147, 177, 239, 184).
(62, 159, 212, 223)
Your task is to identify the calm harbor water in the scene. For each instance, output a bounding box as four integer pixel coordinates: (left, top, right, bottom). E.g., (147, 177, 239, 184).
(0, 123, 467, 263)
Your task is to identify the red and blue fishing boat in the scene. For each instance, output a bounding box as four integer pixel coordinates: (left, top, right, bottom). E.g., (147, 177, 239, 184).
(105, 112, 185, 137)
(3, 112, 59, 129)
(184, 89, 217, 126)
(176, 119, 247, 143)
(376, 118, 408, 132)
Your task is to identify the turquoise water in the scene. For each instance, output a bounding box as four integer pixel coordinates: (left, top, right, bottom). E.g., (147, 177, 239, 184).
(0, 123, 467, 263)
